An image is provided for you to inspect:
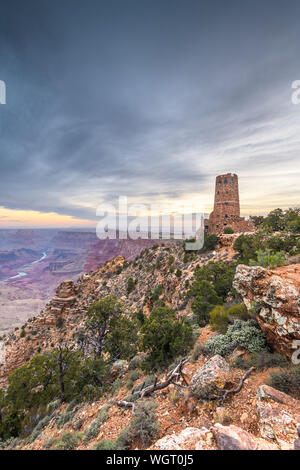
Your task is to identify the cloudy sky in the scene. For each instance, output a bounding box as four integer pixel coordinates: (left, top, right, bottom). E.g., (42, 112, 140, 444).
(0, 0, 299, 227)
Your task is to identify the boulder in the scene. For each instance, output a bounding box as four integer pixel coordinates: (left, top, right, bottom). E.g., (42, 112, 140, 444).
(190, 355, 232, 400)
(256, 385, 300, 447)
(257, 384, 299, 407)
(212, 424, 257, 450)
(153, 427, 211, 450)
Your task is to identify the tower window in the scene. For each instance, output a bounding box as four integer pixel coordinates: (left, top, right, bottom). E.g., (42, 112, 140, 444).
(231, 177, 234, 183)
(224, 178, 228, 184)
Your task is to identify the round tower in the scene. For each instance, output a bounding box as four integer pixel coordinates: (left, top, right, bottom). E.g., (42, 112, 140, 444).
(213, 173, 240, 219)
(205, 172, 254, 234)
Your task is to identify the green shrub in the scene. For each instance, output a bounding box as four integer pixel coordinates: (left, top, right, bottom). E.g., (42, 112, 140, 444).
(234, 351, 289, 371)
(66, 399, 77, 413)
(126, 400, 159, 448)
(111, 379, 123, 395)
(35, 414, 52, 432)
(24, 414, 53, 444)
(126, 370, 141, 389)
(98, 405, 110, 423)
(123, 393, 140, 403)
(128, 354, 145, 370)
(56, 317, 64, 329)
(152, 284, 163, 303)
(127, 278, 136, 295)
(189, 261, 236, 301)
(266, 366, 300, 399)
(233, 234, 259, 264)
(81, 295, 138, 361)
(54, 432, 82, 450)
(57, 411, 74, 428)
(249, 249, 286, 268)
(93, 439, 119, 450)
(24, 427, 42, 445)
(83, 405, 110, 443)
(191, 281, 222, 326)
(71, 412, 84, 431)
(209, 303, 250, 333)
(43, 437, 58, 449)
(0, 437, 20, 450)
(133, 375, 156, 393)
(224, 227, 234, 234)
(205, 320, 266, 356)
(191, 342, 207, 362)
(141, 307, 194, 370)
(6, 437, 20, 449)
(209, 305, 228, 333)
(94, 400, 159, 450)
(200, 233, 219, 253)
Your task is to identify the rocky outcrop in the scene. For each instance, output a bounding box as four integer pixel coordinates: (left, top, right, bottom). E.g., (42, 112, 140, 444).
(153, 423, 280, 451)
(212, 424, 257, 450)
(233, 264, 300, 357)
(0, 242, 235, 388)
(153, 427, 213, 450)
(190, 355, 232, 400)
(256, 385, 300, 449)
(49, 280, 76, 315)
(34, 280, 77, 327)
(218, 233, 240, 247)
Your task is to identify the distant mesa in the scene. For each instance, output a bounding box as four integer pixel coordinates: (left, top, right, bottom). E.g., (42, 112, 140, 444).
(205, 173, 255, 235)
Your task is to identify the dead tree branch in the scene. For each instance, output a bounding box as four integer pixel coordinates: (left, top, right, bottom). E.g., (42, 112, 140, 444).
(222, 366, 255, 403)
(117, 356, 190, 412)
(118, 400, 137, 415)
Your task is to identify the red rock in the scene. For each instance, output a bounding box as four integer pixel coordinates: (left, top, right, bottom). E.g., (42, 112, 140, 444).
(212, 424, 257, 450)
(256, 385, 300, 445)
(233, 264, 300, 357)
(257, 385, 299, 407)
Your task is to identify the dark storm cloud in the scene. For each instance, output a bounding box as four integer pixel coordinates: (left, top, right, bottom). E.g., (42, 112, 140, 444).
(0, 0, 300, 221)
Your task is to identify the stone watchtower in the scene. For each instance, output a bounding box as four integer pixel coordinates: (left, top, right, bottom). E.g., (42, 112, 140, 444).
(205, 173, 254, 234)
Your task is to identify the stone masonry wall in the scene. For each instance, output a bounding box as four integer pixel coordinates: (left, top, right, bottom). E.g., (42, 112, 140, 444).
(205, 173, 255, 235)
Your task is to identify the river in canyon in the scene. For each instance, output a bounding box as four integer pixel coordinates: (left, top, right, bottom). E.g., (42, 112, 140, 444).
(0, 251, 48, 282)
